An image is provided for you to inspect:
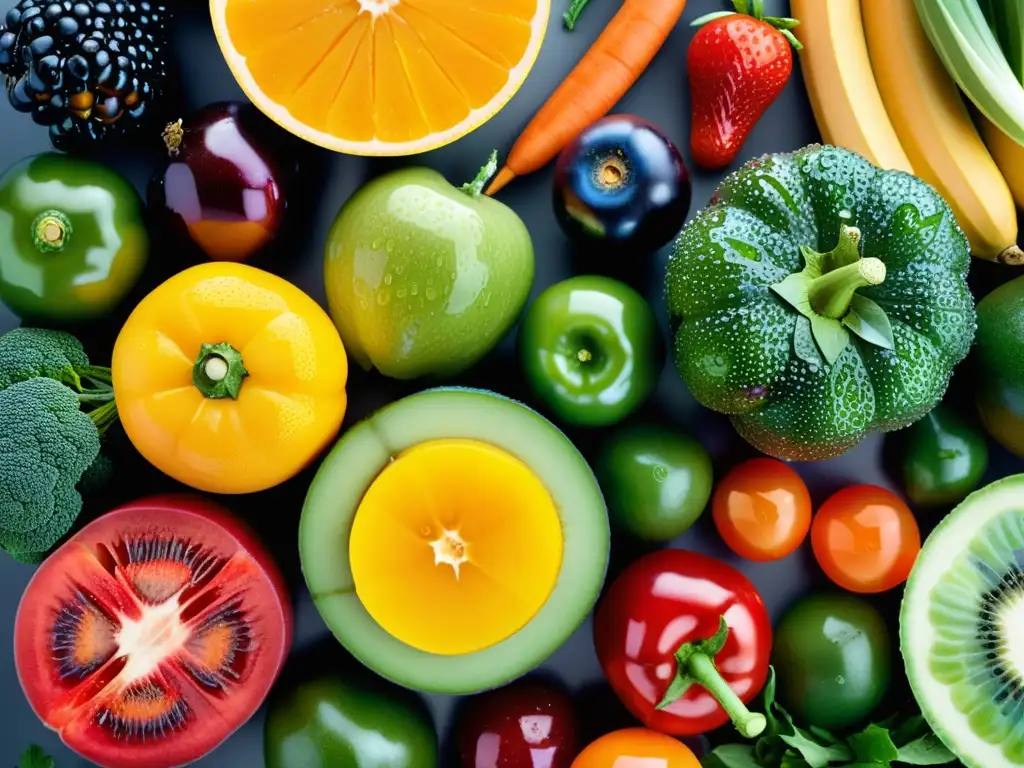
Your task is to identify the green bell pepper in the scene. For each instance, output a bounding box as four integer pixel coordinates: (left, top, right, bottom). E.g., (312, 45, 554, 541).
(0, 153, 149, 321)
(519, 275, 663, 427)
(264, 673, 437, 768)
(666, 144, 976, 461)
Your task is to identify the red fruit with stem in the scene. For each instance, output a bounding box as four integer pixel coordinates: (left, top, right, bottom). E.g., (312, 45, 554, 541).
(687, 0, 801, 170)
(593, 548, 772, 737)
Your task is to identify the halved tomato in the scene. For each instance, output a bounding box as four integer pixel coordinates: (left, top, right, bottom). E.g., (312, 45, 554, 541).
(14, 495, 292, 768)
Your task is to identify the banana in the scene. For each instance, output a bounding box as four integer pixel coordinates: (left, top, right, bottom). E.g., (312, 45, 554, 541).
(790, 0, 912, 173)
(981, 115, 1024, 212)
(863, 0, 1022, 264)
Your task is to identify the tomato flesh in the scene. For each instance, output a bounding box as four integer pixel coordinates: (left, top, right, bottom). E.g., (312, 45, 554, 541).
(15, 495, 292, 768)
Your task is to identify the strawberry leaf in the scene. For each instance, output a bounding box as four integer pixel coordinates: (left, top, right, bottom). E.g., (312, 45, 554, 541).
(691, 11, 738, 28)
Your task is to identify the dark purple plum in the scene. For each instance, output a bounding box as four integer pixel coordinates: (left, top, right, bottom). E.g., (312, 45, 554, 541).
(553, 115, 691, 254)
(149, 102, 285, 262)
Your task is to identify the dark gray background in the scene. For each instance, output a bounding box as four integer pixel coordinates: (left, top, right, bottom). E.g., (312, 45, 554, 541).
(0, 0, 1019, 765)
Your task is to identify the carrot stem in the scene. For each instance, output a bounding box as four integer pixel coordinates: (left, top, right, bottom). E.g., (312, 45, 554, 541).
(563, 0, 591, 30)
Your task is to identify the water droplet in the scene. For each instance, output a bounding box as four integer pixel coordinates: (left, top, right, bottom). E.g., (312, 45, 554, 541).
(371, 238, 381, 250)
(385, 238, 395, 253)
(835, 675, 845, 685)
(411, 283, 419, 296)
(483, 292, 491, 307)
(376, 291, 390, 306)
(396, 288, 407, 299)
(653, 466, 669, 483)
(425, 287, 437, 301)
(383, 274, 393, 286)
(436, 256, 444, 267)
(395, 265, 404, 275)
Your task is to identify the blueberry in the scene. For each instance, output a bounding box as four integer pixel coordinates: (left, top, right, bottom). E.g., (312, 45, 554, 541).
(552, 115, 691, 254)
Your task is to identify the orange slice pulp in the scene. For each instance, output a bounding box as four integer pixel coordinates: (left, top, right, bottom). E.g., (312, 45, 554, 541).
(348, 438, 564, 655)
(210, 0, 551, 156)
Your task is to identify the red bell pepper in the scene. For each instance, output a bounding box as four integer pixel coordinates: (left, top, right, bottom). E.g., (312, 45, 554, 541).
(593, 549, 772, 737)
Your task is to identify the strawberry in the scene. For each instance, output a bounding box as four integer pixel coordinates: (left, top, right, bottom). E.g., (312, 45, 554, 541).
(687, 0, 801, 170)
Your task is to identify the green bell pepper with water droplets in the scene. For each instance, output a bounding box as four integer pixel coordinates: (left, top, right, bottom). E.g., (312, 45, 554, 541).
(665, 144, 976, 461)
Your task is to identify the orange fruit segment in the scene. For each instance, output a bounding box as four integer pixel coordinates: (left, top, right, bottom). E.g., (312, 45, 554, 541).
(210, 0, 550, 155)
(347, 438, 564, 656)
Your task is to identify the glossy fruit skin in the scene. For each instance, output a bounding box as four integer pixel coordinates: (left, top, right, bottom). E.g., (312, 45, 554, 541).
(667, 145, 975, 461)
(0, 152, 148, 320)
(593, 549, 772, 736)
(112, 262, 348, 494)
(595, 425, 713, 541)
(811, 485, 921, 593)
(772, 593, 892, 731)
(15, 495, 292, 768)
(688, 10, 794, 169)
(572, 728, 700, 768)
(149, 102, 285, 262)
(899, 405, 988, 508)
(520, 276, 663, 427)
(324, 165, 534, 379)
(712, 458, 812, 561)
(265, 674, 437, 768)
(552, 115, 691, 253)
(458, 679, 578, 768)
(975, 275, 1024, 457)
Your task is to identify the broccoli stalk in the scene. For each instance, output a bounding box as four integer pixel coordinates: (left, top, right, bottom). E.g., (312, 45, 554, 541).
(0, 328, 118, 563)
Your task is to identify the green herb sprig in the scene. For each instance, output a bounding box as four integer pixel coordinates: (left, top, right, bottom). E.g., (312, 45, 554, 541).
(701, 668, 959, 768)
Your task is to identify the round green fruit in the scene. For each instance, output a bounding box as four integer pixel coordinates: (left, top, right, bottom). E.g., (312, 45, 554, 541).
(299, 387, 609, 694)
(975, 276, 1024, 458)
(902, 475, 1024, 768)
(595, 424, 712, 541)
(519, 276, 663, 427)
(0, 153, 149, 321)
(323, 155, 534, 380)
(772, 592, 892, 731)
(898, 405, 988, 509)
(265, 673, 437, 768)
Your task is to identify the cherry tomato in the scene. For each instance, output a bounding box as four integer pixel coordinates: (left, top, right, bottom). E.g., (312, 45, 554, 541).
(571, 728, 699, 768)
(458, 679, 579, 768)
(712, 458, 812, 562)
(811, 485, 921, 593)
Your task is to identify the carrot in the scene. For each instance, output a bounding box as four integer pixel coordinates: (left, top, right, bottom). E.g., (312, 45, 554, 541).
(486, 0, 689, 196)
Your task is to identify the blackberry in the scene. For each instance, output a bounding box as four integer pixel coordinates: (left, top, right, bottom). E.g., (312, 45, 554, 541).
(0, 0, 170, 150)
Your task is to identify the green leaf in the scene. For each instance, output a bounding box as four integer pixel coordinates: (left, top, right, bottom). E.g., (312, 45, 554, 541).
(843, 295, 895, 350)
(808, 726, 840, 745)
(779, 752, 812, 768)
(691, 10, 737, 27)
(701, 744, 761, 768)
(779, 730, 852, 768)
(808, 315, 850, 365)
(19, 745, 54, 768)
(771, 272, 814, 317)
(896, 733, 958, 765)
(848, 724, 899, 764)
(764, 15, 801, 29)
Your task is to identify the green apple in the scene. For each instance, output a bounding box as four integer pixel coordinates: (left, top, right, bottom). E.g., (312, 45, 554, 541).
(324, 153, 535, 379)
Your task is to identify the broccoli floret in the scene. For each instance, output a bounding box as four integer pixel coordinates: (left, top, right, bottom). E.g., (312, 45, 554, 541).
(0, 378, 100, 557)
(0, 327, 112, 392)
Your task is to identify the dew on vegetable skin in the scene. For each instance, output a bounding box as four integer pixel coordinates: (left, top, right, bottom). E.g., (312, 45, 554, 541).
(410, 283, 419, 296)
(396, 287, 407, 299)
(436, 256, 444, 267)
(653, 465, 669, 483)
(371, 238, 381, 250)
(385, 239, 395, 253)
(376, 292, 390, 306)
(836, 675, 845, 685)
(395, 265, 404, 275)
(425, 287, 437, 301)
(384, 274, 393, 286)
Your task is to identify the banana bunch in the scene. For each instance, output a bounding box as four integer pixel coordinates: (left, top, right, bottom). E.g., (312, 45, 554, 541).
(791, 0, 1024, 265)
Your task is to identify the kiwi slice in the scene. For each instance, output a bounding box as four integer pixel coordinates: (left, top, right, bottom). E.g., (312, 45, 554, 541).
(901, 474, 1024, 768)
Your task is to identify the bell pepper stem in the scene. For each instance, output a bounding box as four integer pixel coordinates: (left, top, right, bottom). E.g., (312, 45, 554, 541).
(656, 616, 767, 739)
(686, 652, 767, 738)
(193, 342, 248, 400)
(808, 257, 886, 319)
(31, 210, 72, 253)
(460, 151, 499, 198)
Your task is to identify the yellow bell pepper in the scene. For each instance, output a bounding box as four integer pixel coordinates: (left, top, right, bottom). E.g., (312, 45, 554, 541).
(112, 262, 348, 494)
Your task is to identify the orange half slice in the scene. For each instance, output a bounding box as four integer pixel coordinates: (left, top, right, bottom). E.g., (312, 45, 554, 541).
(210, 0, 550, 156)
